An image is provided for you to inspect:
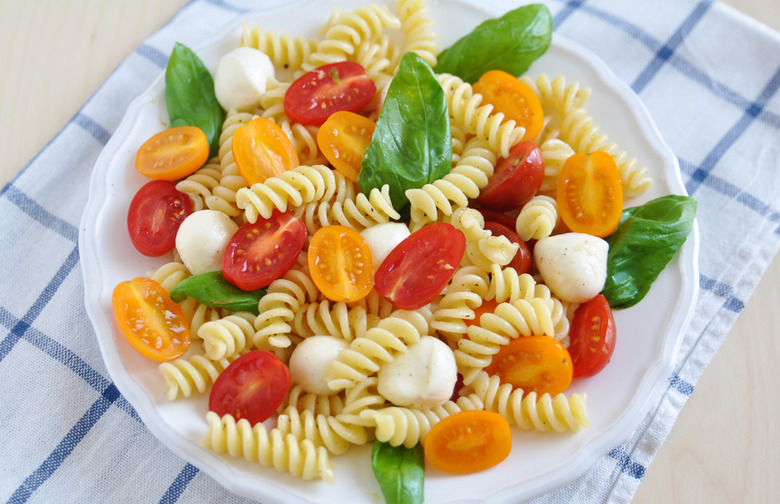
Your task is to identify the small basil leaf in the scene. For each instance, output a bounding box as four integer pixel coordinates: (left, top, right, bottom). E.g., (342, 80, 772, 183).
(371, 440, 425, 504)
(603, 195, 697, 309)
(359, 51, 452, 211)
(165, 42, 224, 157)
(169, 271, 265, 314)
(434, 3, 553, 83)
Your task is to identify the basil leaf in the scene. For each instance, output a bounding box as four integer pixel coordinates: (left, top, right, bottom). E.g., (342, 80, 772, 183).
(169, 271, 265, 314)
(434, 3, 553, 83)
(165, 42, 224, 157)
(359, 52, 452, 211)
(371, 440, 425, 504)
(603, 195, 697, 309)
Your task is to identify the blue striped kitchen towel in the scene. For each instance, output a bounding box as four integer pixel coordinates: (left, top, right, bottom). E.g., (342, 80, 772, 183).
(1, 0, 778, 503)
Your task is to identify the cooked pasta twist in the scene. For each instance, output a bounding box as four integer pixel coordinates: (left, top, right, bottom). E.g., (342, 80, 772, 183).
(253, 268, 320, 349)
(175, 157, 222, 211)
(240, 23, 318, 72)
(539, 138, 575, 194)
(354, 35, 401, 92)
(360, 401, 463, 448)
(515, 195, 558, 242)
(395, 0, 439, 68)
(159, 353, 242, 400)
(276, 406, 368, 455)
(279, 384, 345, 417)
(199, 312, 257, 360)
(431, 266, 490, 338)
(521, 73, 591, 125)
(149, 260, 190, 292)
(292, 300, 377, 343)
(295, 183, 401, 233)
(464, 235, 519, 272)
(201, 412, 335, 482)
(258, 77, 289, 124)
(487, 263, 550, 304)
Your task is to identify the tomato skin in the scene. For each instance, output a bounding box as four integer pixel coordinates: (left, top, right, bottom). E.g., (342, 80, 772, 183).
(308, 225, 374, 302)
(475, 140, 544, 212)
(375, 223, 466, 310)
(485, 335, 573, 396)
(233, 117, 300, 185)
(317, 110, 376, 182)
(569, 294, 617, 378)
(209, 350, 291, 425)
(284, 61, 377, 126)
(473, 69, 544, 141)
(556, 151, 623, 238)
(483, 221, 533, 274)
(112, 277, 191, 361)
(135, 126, 209, 181)
(127, 180, 194, 257)
(476, 208, 517, 230)
(423, 410, 512, 474)
(222, 210, 307, 291)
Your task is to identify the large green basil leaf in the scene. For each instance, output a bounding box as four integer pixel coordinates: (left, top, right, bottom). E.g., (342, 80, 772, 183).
(165, 42, 224, 157)
(434, 3, 553, 83)
(358, 51, 452, 212)
(603, 195, 697, 309)
(169, 271, 265, 314)
(371, 440, 425, 504)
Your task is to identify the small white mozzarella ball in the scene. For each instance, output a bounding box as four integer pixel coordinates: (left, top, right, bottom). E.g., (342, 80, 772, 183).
(359, 222, 411, 272)
(377, 336, 457, 409)
(214, 47, 275, 112)
(289, 336, 349, 396)
(175, 210, 239, 275)
(534, 232, 609, 304)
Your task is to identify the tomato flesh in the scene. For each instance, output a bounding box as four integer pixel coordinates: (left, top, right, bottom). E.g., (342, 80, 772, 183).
(556, 151, 623, 238)
(423, 410, 511, 474)
(284, 61, 377, 126)
(222, 210, 307, 291)
(485, 335, 573, 396)
(475, 140, 544, 212)
(308, 225, 374, 302)
(135, 125, 209, 181)
(317, 110, 376, 182)
(483, 221, 532, 274)
(209, 350, 291, 425)
(375, 222, 466, 310)
(473, 70, 544, 141)
(233, 117, 300, 185)
(112, 277, 191, 361)
(127, 179, 194, 257)
(569, 294, 617, 378)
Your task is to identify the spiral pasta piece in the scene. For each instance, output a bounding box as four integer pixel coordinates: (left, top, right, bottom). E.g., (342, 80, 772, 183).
(175, 157, 222, 211)
(254, 268, 320, 349)
(360, 400, 463, 448)
(395, 0, 439, 68)
(354, 35, 401, 92)
(199, 312, 257, 360)
(437, 73, 525, 157)
(240, 23, 318, 72)
(487, 264, 549, 304)
(539, 138, 575, 194)
(276, 406, 368, 455)
(464, 235, 519, 272)
(148, 260, 190, 292)
(431, 267, 489, 338)
(159, 353, 241, 400)
(515, 195, 558, 242)
(292, 300, 376, 343)
(521, 73, 591, 125)
(280, 384, 345, 417)
(201, 412, 335, 482)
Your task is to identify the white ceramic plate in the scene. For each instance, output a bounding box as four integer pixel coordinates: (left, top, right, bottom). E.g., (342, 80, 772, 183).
(80, 1, 700, 503)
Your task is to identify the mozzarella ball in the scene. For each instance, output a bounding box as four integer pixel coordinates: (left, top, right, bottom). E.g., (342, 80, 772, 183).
(377, 336, 457, 409)
(534, 232, 609, 303)
(359, 222, 411, 272)
(289, 335, 349, 396)
(175, 210, 238, 275)
(213, 47, 275, 111)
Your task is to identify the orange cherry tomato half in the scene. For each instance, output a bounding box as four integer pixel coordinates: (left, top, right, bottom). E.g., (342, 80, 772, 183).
(135, 125, 209, 181)
(465, 298, 500, 328)
(209, 350, 291, 425)
(473, 69, 544, 141)
(112, 277, 191, 361)
(484, 335, 573, 396)
(308, 225, 374, 302)
(569, 294, 617, 378)
(232, 117, 300, 185)
(317, 110, 376, 182)
(423, 410, 512, 474)
(556, 151, 624, 238)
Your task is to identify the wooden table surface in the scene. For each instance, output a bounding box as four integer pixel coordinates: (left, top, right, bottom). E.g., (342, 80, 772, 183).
(1, 1, 778, 503)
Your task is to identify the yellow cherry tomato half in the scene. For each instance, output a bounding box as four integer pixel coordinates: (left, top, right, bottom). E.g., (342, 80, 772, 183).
(556, 150, 624, 238)
(473, 69, 544, 141)
(112, 277, 191, 361)
(135, 125, 209, 181)
(232, 117, 300, 185)
(316, 110, 376, 182)
(308, 225, 374, 302)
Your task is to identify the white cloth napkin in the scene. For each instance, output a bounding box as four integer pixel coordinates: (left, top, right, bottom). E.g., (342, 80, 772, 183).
(1, 0, 778, 503)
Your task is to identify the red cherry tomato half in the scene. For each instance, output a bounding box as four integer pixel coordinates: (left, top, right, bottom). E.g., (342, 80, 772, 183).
(483, 221, 533, 274)
(222, 210, 307, 291)
(209, 350, 291, 425)
(476, 208, 517, 230)
(375, 222, 466, 310)
(475, 140, 544, 212)
(284, 61, 377, 126)
(569, 294, 617, 378)
(127, 179, 194, 256)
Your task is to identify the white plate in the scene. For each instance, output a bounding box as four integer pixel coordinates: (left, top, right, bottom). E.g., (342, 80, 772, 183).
(80, 1, 700, 503)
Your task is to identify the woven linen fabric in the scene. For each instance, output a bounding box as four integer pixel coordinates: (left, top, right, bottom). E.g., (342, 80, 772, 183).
(1, 0, 778, 503)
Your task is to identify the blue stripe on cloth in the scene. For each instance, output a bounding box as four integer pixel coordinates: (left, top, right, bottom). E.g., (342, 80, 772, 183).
(2, 186, 79, 242)
(552, 0, 585, 29)
(668, 373, 695, 396)
(699, 274, 745, 313)
(7, 384, 121, 504)
(137, 44, 170, 68)
(73, 112, 112, 145)
(608, 445, 646, 480)
(159, 464, 200, 504)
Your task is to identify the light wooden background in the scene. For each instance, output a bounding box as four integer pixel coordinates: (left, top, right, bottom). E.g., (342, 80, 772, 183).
(1, 1, 778, 503)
